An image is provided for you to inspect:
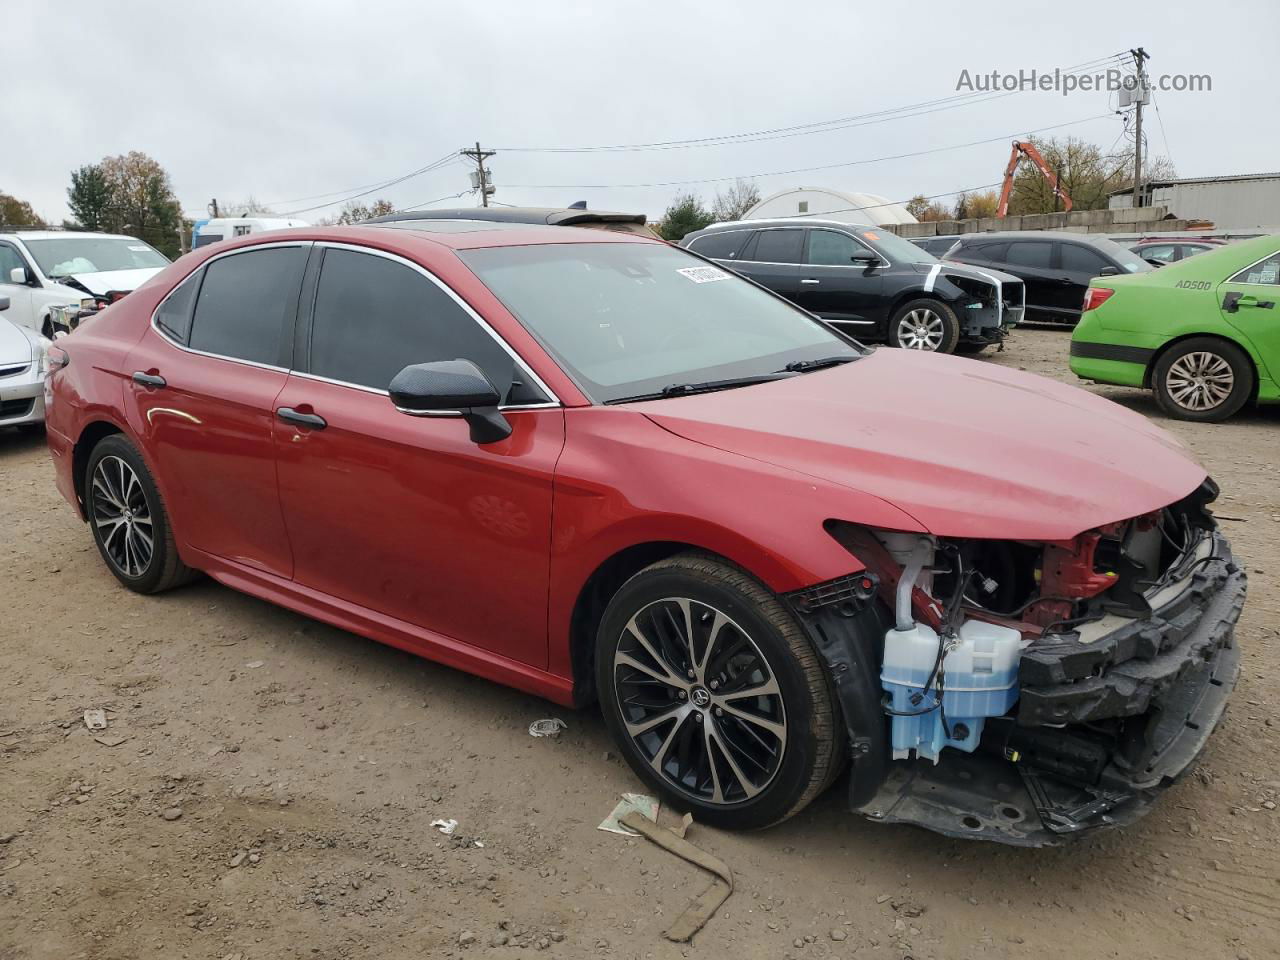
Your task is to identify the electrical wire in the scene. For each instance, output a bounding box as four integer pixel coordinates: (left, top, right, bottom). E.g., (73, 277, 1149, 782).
(276, 151, 463, 216)
(391, 190, 471, 213)
(496, 53, 1128, 154)
(505, 115, 1115, 191)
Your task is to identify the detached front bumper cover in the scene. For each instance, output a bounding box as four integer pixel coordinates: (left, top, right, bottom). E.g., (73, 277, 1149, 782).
(792, 532, 1245, 846)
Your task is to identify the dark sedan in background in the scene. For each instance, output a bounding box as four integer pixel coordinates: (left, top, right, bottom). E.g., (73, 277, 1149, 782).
(946, 231, 1151, 325)
(680, 219, 1024, 354)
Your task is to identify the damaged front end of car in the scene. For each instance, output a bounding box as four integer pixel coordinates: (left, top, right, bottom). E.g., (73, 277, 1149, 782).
(786, 479, 1245, 846)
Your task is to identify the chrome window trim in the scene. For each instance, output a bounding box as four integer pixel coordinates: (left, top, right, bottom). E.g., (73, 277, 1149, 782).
(149, 240, 311, 374)
(312, 241, 561, 407)
(290, 367, 559, 414)
(728, 226, 892, 270)
(1226, 250, 1280, 287)
(802, 226, 891, 270)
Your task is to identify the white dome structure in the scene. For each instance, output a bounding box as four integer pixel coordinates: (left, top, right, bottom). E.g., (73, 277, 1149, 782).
(743, 187, 917, 226)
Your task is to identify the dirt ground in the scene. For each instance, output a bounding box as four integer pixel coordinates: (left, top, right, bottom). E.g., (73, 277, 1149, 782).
(2, 326, 1277, 960)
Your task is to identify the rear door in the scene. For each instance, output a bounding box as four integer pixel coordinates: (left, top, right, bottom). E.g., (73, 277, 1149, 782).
(732, 228, 805, 302)
(272, 244, 563, 666)
(793, 227, 884, 334)
(1002, 240, 1061, 319)
(1056, 242, 1116, 320)
(1218, 250, 1280, 382)
(124, 243, 307, 578)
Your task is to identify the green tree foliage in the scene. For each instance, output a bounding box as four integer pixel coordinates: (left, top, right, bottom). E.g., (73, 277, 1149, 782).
(905, 194, 953, 222)
(335, 199, 397, 224)
(67, 165, 112, 231)
(1007, 136, 1176, 216)
(658, 193, 715, 242)
(64, 152, 183, 257)
(0, 190, 45, 227)
(953, 189, 1000, 220)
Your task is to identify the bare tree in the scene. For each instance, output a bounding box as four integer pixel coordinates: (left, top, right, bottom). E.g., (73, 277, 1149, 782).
(711, 180, 761, 222)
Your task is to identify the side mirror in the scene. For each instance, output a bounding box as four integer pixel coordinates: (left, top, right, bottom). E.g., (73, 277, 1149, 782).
(0, 296, 8, 311)
(8, 267, 27, 285)
(1098, 265, 1121, 277)
(850, 251, 879, 264)
(388, 359, 512, 444)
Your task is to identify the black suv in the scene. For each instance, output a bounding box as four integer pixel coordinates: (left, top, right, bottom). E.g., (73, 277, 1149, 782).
(680, 219, 1024, 354)
(946, 231, 1152, 325)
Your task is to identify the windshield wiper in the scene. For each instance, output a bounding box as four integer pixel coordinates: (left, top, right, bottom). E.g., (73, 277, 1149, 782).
(781, 355, 858, 373)
(604, 372, 791, 405)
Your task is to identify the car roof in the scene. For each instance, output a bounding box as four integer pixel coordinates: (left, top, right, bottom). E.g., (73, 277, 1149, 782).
(691, 217, 877, 233)
(955, 231, 1118, 246)
(366, 207, 647, 227)
(205, 222, 658, 255)
(0, 230, 140, 242)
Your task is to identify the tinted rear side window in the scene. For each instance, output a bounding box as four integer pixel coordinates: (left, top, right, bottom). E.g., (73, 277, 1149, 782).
(687, 230, 755, 260)
(155, 272, 200, 344)
(308, 248, 544, 403)
(751, 229, 804, 264)
(188, 247, 306, 365)
(1005, 242, 1054, 268)
(967, 241, 1007, 261)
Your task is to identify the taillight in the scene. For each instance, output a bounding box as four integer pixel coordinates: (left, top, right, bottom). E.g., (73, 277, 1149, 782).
(48, 345, 70, 369)
(1083, 287, 1114, 312)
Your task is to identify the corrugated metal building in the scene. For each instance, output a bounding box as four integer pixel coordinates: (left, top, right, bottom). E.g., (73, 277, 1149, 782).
(1109, 172, 1280, 230)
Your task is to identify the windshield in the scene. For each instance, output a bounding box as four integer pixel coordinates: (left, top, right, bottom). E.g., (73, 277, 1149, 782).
(461, 242, 861, 403)
(857, 227, 937, 265)
(1091, 237, 1154, 273)
(22, 236, 170, 279)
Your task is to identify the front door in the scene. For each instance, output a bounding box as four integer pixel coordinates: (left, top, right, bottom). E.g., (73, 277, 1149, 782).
(1002, 239, 1062, 319)
(124, 244, 307, 578)
(1219, 250, 1280, 384)
(793, 228, 884, 336)
(0, 242, 35, 332)
(731, 228, 805, 303)
(272, 245, 563, 667)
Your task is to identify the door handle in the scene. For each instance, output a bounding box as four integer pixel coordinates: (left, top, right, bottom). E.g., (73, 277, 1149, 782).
(277, 406, 327, 430)
(132, 371, 166, 389)
(1238, 295, 1276, 310)
(800, 278, 821, 285)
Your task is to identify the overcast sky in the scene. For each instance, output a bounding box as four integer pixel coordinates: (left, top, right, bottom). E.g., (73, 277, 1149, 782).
(4, 0, 1276, 225)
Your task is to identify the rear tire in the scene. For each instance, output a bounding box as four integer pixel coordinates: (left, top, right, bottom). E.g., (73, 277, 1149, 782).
(888, 299, 961, 354)
(85, 434, 196, 593)
(1152, 337, 1253, 422)
(596, 552, 843, 830)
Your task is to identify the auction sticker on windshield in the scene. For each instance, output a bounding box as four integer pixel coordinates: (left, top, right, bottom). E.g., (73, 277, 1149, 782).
(677, 266, 730, 284)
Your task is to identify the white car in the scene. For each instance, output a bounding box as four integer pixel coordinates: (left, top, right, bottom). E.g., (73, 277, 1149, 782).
(0, 294, 49, 432)
(0, 231, 170, 338)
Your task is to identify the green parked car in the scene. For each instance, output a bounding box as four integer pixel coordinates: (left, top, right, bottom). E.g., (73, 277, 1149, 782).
(1070, 234, 1280, 421)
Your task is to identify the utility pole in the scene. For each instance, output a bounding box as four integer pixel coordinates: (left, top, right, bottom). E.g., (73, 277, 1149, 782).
(461, 142, 496, 207)
(1130, 47, 1149, 209)
(209, 198, 220, 218)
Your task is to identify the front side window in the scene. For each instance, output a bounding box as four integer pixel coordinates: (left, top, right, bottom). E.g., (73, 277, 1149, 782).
(1060, 244, 1111, 274)
(855, 228, 934, 264)
(0, 243, 27, 281)
(188, 246, 306, 365)
(807, 230, 866, 266)
(1006, 242, 1054, 268)
(750, 229, 804, 264)
(461, 241, 860, 404)
(1090, 237, 1152, 273)
(308, 248, 546, 403)
(20, 236, 169, 279)
(1229, 253, 1280, 286)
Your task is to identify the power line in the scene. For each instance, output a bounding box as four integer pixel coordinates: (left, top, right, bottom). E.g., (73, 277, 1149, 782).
(495, 53, 1128, 154)
(504, 114, 1114, 190)
(393, 190, 471, 213)
(278, 151, 463, 216)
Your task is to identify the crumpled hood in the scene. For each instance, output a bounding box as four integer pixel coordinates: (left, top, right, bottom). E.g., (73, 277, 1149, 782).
(63, 267, 162, 296)
(912, 260, 1023, 287)
(640, 349, 1206, 541)
(0, 317, 33, 366)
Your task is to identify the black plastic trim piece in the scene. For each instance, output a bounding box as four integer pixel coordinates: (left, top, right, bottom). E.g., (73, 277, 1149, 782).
(1069, 340, 1156, 364)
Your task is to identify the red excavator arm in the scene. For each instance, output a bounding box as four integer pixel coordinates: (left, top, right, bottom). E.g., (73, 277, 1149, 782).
(997, 141, 1073, 217)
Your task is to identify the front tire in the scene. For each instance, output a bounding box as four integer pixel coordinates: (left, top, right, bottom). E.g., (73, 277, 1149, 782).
(596, 553, 842, 830)
(1153, 337, 1253, 422)
(85, 434, 195, 593)
(888, 299, 961, 354)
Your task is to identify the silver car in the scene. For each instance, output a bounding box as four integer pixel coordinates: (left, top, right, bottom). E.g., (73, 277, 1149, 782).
(0, 295, 48, 433)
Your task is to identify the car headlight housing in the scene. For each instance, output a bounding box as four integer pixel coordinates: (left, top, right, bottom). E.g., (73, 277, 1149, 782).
(35, 336, 52, 376)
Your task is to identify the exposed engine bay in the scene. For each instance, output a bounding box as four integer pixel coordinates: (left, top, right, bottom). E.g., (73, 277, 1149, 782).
(789, 479, 1245, 845)
(944, 272, 1025, 345)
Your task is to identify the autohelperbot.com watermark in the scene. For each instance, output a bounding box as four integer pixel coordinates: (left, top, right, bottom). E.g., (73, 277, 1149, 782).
(956, 68, 1210, 96)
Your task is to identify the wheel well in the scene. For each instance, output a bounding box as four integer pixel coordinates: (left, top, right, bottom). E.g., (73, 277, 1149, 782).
(568, 541, 713, 707)
(887, 289, 942, 319)
(1143, 333, 1260, 400)
(71, 421, 123, 518)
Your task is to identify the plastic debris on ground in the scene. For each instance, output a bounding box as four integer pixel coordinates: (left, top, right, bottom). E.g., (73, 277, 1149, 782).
(619, 811, 733, 943)
(597, 793, 659, 836)
(528, 718, 567, 738)
(430, 818, 458, 836)
(82, 709, 107, 731)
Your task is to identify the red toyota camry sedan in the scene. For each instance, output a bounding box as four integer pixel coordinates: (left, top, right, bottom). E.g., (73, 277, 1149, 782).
(43, 221, 1244, 844)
